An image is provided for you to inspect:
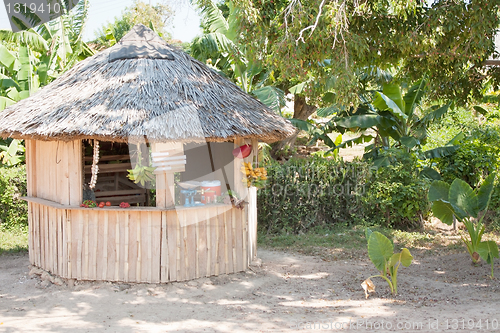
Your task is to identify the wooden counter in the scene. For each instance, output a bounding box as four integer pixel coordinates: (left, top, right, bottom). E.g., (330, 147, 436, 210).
(23, 197, 248, 283)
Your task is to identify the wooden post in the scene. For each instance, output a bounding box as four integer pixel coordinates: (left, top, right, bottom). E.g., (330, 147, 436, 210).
(248, 139, 259, 264)
(247, 187, 258, 264)
(68, 140, 83, 206)
(233, 138, 259, 265)
(233, 138, 246, 198)
(25, 140, 36, 197)
(151, 143, 184, 208)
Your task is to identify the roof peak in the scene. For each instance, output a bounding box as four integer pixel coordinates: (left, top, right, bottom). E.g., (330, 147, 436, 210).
(108, 24, 175, 62)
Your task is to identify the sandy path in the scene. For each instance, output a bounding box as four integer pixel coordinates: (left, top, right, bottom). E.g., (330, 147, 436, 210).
(1, 249, 499, 332)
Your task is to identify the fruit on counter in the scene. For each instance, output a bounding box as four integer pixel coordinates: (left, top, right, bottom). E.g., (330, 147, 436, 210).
(105, 201, 111, 206)
(98, 202, 105, 208)
(119, 202, 130, 208)
(80, 200, 97, 208)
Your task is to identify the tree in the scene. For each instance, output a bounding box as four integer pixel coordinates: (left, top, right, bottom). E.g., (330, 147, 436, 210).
(234, 0, 500, 106)
(190, 0, 286, 114)
(92, 0, 175, 49)
(193, 0, 324, 156)
(0, 0, 93, 109)
(0, 0, 94, 165)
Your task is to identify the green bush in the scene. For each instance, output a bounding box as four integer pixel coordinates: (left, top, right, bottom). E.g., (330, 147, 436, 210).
(364, 152, 431, 230)
(437, 125, 500, 187)
(0, 165, 28, 231)
(434, 125, 500, 229)
(424, 107, 478, 150)
(257, 157, 370, 234)
(257, 154, 431, 234)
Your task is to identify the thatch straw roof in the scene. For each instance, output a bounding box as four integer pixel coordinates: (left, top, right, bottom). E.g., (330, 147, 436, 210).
(0, 25, 295, 143)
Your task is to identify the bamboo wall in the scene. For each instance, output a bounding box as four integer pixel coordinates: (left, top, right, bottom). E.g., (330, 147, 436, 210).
(27, 200, 248, 283)
(25, 138, 255, 283)
(25, 140, 82, 205)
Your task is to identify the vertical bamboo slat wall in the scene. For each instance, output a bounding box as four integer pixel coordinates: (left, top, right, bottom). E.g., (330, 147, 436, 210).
(26, 139, 83, 268)
(26, 139, 252, 283)
(27, 202, 247, 283)
(26, 139, 82, 205)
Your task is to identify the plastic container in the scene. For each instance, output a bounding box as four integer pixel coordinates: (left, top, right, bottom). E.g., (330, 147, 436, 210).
(201, 180, 221, 203)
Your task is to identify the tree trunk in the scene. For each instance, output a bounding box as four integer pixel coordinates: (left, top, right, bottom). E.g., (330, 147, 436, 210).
(271, 95, 317, 158)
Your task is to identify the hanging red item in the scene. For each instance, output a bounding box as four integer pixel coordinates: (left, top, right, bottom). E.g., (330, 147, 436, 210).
(232, 144, 252, 158)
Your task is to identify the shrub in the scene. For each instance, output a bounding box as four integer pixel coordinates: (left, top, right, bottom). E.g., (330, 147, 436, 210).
(364, 152, 431, 230)
(435, 125, 500, 228)
(424, 107, 478, 150)
(0, 165, 28, 231)
(437, 125, 500, 187)
(257, 157, 370, 234)
(257, 153, 431, 234)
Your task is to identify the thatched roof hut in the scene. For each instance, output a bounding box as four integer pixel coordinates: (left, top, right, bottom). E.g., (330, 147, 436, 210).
(0, 24, 294, 143)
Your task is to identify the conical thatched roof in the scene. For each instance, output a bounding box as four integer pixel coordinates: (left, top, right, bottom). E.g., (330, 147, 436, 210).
(0, 25, 295, 143)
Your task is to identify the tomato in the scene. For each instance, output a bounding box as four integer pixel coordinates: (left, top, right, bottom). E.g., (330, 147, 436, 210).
(105, 201, 111, 206)
(99, 202, 105, 208)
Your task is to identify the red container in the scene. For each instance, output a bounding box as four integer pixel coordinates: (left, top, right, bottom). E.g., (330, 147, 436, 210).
(201, 180, 221, 204)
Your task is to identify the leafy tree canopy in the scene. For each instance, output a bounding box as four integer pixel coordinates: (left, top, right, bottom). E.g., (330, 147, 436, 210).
(92, 0, 175, 48)
(231, 0, 500, 105)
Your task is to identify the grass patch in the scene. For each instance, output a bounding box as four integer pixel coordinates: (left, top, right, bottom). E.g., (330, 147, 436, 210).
(257, 224, 489, 260)
(0, 228, 28, 255)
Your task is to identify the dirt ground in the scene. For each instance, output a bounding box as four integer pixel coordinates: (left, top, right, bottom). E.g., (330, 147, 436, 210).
(1, 246, 500, 333)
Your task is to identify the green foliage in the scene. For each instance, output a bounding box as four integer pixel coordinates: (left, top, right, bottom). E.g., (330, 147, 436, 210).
(0, 228, 28, 254)
(257, 157, 370, 234)
(428, 174, 498, 265)
(364, 228, 413, 295)
(424, 107, 478, 150)
(191, 0, 285, 112)
(0, 139, 25, 166)
(436, 126, 500, 188)
(92, 0, 174, 48)
(0, 0, 94, 110)
(236, 0, 500, 105)
(477, 241, 499, 279)
(258, 152, 433, 233)
(0, 165, 27, 231)
(364, 151, 431, 229)
(307, 80, 452, 166)
(426, 107, 500, 227)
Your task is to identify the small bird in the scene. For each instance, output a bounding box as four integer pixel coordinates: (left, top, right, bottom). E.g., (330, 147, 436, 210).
(230, 196, 248, 210)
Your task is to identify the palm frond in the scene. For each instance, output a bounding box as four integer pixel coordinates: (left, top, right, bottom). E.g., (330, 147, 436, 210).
(191, 32, 245, 65)
(0, 29, 48, 53)
(252, 86, 286, 115)
(199, 0, 229, 35)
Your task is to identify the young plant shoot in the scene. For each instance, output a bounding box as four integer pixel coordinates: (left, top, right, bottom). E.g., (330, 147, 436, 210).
(428, 173, 498, 278)
(362, 228, 413, 298)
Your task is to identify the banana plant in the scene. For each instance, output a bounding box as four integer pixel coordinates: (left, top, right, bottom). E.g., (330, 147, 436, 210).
(304, 79, 454, 167)
(0, 0, 93, 111)
(0, 28, 50, 109)
(362, 228, 413, 297)
(191, 0, 285, 112)
(428, 173, 498, 273)
(0, 139, 25, 166)
(37, 0, 94, 73)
